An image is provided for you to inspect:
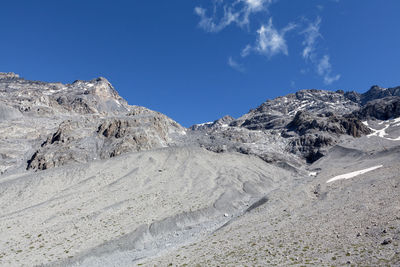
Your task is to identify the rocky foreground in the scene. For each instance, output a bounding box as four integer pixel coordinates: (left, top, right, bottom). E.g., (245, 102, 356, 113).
(0, 72, 399, 266)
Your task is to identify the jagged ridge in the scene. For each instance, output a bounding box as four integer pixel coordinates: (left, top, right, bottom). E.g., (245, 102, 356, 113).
(1, 72, 400, 174)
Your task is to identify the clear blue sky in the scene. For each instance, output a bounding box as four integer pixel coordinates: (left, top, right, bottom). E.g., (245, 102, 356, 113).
(1, 1, 399, 126)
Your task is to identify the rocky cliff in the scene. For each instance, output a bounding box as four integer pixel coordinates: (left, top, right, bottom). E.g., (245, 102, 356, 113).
(0, 73, 185, 173)
(189, 86, 400, 164)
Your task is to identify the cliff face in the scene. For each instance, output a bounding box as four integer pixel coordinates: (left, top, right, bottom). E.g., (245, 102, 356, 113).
(188, 86, 400, 164)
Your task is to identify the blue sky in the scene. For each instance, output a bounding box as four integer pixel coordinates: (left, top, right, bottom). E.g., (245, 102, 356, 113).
(1, 1, 399, 126)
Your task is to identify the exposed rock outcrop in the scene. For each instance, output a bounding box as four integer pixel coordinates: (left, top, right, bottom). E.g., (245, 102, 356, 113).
(360, 85, 400, 105)
(287, 111, 370, 137)
(0, 72, 20, 79)
(190, 115, 235, 131)
(231, 89, 360, 131)
(190, 89, 373, 165)
(284, 111, 371, 162)
(0, 74, 185, 172)
(26, 109, 185, 170)
(354, 96, 400, 120)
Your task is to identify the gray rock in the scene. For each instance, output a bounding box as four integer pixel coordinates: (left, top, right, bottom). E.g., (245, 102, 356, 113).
(0, 72, 20, 79)
(361, 85, 400, 104)
(190, 115, 235, 131)
(190, 89, 371, 165)
(0, 74, 185, 173)
(287, 111, 370, 137)
(26, 109, 185, 170)
(232, 89, 360, 131)
(354, 96, 400, 120)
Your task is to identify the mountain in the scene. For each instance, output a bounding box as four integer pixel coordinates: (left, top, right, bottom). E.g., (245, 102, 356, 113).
(1, 73, 399, 266)
(188, 88, 386, 163)
(0, 73, 185, 173)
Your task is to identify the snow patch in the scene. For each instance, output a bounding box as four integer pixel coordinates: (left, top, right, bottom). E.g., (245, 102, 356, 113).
(42, 89, 57, 95)
(326, 165, 383, 183)
(392, 117, 400, 127)
(368, 124, 389, 138)
(365, 118, 400, 141)
(114, 99, 122, 106)
(196, 122, 213, 127)
(288, 103, 309, 116)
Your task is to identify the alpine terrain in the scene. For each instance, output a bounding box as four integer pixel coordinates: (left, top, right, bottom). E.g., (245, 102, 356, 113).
(0, 72, 399, 266)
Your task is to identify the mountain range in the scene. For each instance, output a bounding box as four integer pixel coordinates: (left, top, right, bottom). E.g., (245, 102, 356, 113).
(1, 72, 399, 266)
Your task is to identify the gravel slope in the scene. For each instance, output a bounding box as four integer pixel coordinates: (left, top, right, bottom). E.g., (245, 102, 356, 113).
(142, 141, 400, 266)
(0, 147, 292, 266)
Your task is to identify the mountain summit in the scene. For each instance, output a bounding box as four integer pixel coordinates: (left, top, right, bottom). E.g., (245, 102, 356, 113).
(0, 73, 185, 173)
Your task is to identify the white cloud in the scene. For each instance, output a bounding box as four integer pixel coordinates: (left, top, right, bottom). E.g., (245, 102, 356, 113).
(317, 55, 341, 84)
(194, 6, 239, 33)
(245, 0, 265, 10)
(241, 44, 252, 57)
(242, 18, 296, 58)
(301, 18, 340, 85)
(195, 1, 340, 84)
(324, 74, 341, 85)
(228, 57, 245, 72)
(301, 17, 321, 60)
(194, 0, 273, 32)
(241, 0, 272, 26)
(317, 55, 330, 75)
(300, 68, 309, 74)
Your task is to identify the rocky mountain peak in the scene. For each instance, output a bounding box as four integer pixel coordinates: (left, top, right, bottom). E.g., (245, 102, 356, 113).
(0, 72, 20, 79)
(217, 115, 235, 124)
(190, 84, 400, 165)
(361, 85, 390, 104)
(189, 115, 235, 131)
(231, 89, 360, 131)
(72, 77, 121, 101)
(0, 74, 186, 173)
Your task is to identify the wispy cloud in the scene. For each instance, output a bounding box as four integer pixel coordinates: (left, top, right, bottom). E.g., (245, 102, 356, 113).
(228, 56, 245, 72)
(194, 6, 238, 33)
(242, 18, 296, 58)
(301, 17, 321, 60)
(194, 0, 273, 33)
(241, 44, 252, 57)
(301, 18, 340, 85)
(317, 55, 341, 84)
(195, 1, 341, 85)
(241, 0, 272, 26)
